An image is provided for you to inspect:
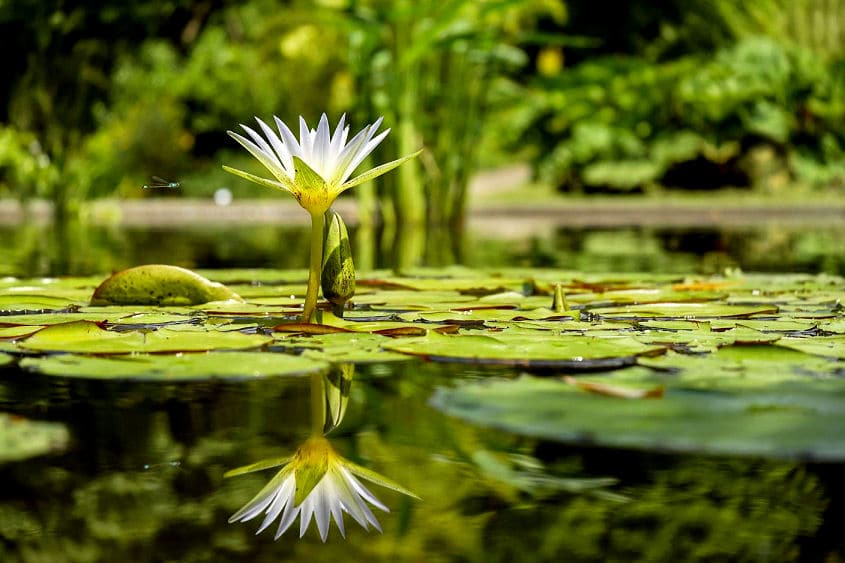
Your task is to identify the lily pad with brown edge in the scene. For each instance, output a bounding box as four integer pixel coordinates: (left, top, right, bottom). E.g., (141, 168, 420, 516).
(383, 331, 665, 369)
(90, 264, 244, 306)
(430, 374, 845, 460)
(20, 351, 328, 381)
(0, 413, 69, 464)
(17, 320, 272, 355)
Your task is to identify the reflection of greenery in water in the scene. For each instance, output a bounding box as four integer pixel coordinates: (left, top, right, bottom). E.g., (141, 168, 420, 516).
(1, 222, 843, 277)
(0, 361, 839, 560)
(481, 454, 826, 562)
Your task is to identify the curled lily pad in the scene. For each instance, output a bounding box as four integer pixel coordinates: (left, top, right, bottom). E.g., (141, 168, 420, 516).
(18, 320, 271, 354)
(384, 332, 665, 368)
(90, 265, 244, 306)
(0, 413, 69, 463)
(20, 351, 327, 381)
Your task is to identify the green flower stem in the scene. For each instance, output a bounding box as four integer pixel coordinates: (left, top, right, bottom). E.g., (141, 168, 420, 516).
(303, 210, 326, 323)
(310, 371, 326, 437)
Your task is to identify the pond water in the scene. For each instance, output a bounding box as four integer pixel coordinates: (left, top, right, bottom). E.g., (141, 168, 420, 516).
(1, 218, 843, 561)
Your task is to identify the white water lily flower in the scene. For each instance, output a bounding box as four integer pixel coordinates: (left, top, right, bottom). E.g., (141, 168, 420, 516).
(224, 114, 421, 215)
(226, 436, 419, 542)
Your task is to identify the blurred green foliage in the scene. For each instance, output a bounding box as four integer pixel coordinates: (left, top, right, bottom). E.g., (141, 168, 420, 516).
(0, 0, 842, 221)
(514, 0, 845, 192)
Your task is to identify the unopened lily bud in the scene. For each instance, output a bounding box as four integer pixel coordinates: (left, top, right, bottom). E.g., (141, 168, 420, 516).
(321, 209, 355, 316)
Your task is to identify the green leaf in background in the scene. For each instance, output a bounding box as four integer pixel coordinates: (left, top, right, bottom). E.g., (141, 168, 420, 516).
(0, 413, 69, 464)
(0, 353, 12, 367)
(21, 351, 327, 381)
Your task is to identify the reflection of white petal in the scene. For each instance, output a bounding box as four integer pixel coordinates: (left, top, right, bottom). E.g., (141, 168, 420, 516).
(257, 476, 295, 534)
(230, 439, 413, 542)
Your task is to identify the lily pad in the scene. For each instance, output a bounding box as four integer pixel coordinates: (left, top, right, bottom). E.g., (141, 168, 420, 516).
(776, 336, 845, 359)
(0, 352, 12, 367)
(18, 320, 272, 355)
(0, 413, 69, 463)
(384, 332, 665, 368)
(289, 332, 414, 363)
(21, 351, 327, 381)
(90, 264, 244, 306)
(431, 375, 845, 460)
(589, 303, 778, 320)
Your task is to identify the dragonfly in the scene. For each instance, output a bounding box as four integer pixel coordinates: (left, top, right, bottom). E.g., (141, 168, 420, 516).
(142, 176, 181, 190)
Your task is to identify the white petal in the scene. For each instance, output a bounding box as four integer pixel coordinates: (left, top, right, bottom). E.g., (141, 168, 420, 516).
(230, 486, 277, 523)
(339, 128, 390, 185)
(299, 495, 316, 538)
(329, 127, 373, 184)
(256, 477, 295, 534)
(313, 482, 332, 542)
(299, 116, 314, 156)
(240, 124, 284, 169)
(228, 130, 287, 182)
(313, 113, 332, 178)
(327, 114, 348, 170)
(275, 495, 302, 540)
(343, 467, 390, 513)
(274, 116, 303, 158)
(255, 117, 294, 176)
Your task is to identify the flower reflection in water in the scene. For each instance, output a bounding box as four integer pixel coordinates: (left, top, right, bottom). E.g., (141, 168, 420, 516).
(226, 367, 418, 542)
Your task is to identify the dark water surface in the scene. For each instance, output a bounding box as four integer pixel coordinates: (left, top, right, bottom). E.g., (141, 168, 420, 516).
(1, 219, 843, 561)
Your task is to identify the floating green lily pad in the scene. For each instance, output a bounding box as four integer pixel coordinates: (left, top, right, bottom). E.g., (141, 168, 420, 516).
(384, 332, 665, 368)
(0, 413, 69, 464)
(0, 353, 12, 367)
(18, 320, 271, 355)
(590, 303, 779, 320)
(21, 351, 327, 381)
(776, 336, 845, 359)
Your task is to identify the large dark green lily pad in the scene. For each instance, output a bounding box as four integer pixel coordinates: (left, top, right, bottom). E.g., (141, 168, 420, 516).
(431, 375, 845, 460)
